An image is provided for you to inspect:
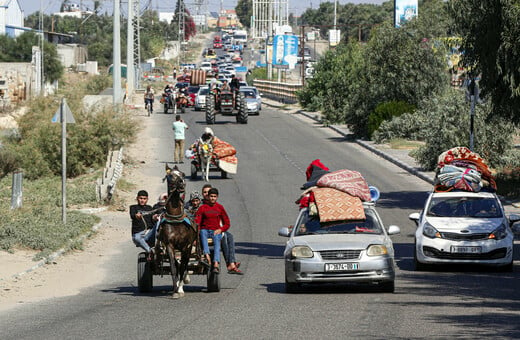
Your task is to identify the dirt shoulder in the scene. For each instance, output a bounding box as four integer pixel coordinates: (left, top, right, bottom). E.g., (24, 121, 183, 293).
(0, 95, 156, 312)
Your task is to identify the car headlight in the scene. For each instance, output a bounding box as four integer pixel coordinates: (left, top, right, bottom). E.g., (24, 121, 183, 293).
(291, 246, 313, 258)
(489, 223, 508, 240)
(422, 222, 441, 238)
(366, 244, 388, 256)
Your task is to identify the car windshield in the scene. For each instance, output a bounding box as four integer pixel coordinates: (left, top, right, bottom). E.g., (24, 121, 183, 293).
(199, 88, 209, 95)
(296, 210, 383, 235)
(188, 86, 199, 94)
(241, 90, 255, 98)
(426, 196, 503, 218)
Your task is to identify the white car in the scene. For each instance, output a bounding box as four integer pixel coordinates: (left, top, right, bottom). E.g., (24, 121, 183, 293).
(194, 85, 209, 111)
(200, 62, 212, 72)
(409, 191, 520, 271)
(240, 86, 261, 111)
(239, 86, 262, 114)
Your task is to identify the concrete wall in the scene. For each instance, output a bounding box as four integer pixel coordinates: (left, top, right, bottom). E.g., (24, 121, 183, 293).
(0, 62, 34, 103)
(57, 44, 88, 68)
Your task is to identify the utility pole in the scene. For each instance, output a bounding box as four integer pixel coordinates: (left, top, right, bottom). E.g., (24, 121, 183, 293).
(113, 0, 122, 104)
(39, 0, 45, 96)
(133, 0, 142, 90)
(126, 0, 135, 96)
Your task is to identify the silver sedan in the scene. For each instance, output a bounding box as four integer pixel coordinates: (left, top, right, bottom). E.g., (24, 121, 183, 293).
(279, 204, 400, 293)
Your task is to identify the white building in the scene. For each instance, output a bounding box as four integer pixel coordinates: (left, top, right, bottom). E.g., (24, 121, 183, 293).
(0, 0, 24, 37)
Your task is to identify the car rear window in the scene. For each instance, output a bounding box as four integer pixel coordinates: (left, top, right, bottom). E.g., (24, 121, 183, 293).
(427, 196, 503, 218)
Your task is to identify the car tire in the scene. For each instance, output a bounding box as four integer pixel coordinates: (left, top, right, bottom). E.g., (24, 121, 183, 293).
(497, 261, 513, 272)
(380, 281, 395, 293)
(414, 251, 429, 271)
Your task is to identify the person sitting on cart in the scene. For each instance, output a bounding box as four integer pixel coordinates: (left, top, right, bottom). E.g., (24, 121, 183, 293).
(200, 184, 242, 274)
(142, 192, 168, 255)
(130, 190, 154, 260)
(195, 187, 230, 273)
(185, 191, 202, 219)
(221, 80, 231, 92)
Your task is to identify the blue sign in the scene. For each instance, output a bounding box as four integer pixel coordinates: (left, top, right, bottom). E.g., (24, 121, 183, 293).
(272, 34, 299, 66)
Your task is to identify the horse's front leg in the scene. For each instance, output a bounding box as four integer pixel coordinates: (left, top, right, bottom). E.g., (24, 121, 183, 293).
(177, 251, 190, 298)
(167, 246, 180, 299)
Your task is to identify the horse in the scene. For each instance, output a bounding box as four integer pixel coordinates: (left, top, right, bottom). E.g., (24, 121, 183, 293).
(156, 164, 198, 299)
(198, 132, 214, 182)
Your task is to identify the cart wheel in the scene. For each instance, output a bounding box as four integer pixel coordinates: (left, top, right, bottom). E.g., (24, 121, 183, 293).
(137, 252, 153, 293)
(190, 162, 199, 180)
(207, 267, 220, 292)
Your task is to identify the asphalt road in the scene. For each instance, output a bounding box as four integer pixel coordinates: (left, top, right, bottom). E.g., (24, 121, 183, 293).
(1, 102, 519, 339)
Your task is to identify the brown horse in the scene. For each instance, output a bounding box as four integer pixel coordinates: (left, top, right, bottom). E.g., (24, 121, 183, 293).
(155, 164, 197, 299)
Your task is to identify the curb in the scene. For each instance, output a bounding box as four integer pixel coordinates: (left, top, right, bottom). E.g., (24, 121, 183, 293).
(4, 208, 108, 282)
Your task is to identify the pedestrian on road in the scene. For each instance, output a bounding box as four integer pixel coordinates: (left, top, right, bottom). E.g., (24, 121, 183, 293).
(172, 115, 188, 164)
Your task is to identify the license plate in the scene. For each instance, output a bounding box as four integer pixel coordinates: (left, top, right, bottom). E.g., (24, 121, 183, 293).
(451, 246, 481, 254)
(325, 263, 359, 272)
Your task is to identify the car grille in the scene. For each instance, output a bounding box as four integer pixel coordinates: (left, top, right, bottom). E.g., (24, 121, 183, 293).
(440, 232, 490, 241)
(423, 246, 507, 260)
(319, 250, 362, 260)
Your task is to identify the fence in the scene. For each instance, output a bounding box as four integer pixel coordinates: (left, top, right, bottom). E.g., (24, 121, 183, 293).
(96, 147, 124, 202)
(252, 80, 303, 104)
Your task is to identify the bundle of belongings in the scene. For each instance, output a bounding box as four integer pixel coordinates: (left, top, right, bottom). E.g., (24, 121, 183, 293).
(296, 159, 373, 222)
(434, 146, 496, 192)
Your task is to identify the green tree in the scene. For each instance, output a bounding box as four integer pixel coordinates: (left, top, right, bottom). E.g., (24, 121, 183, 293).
(236, 0, 252, 28)
(448, 0, 520, 123)
(0, 32, 63, 83)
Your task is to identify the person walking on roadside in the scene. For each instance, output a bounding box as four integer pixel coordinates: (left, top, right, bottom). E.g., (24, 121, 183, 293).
(172, 114, 188, 164)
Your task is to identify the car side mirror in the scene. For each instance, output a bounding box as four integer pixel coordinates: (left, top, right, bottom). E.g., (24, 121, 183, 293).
(387, 225, 401, 235)
(409, 212, 420, 226)
(278, 227, 291, 237)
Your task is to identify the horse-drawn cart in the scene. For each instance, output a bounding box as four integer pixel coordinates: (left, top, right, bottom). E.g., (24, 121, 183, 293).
(137, 241, 220, 294)
(186, 130, 238, 181)
(136, 165, 221, 298)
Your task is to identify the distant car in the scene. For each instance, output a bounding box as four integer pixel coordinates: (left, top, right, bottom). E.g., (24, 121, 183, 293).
(279, 204, 400, 293)
(239, 88, 260, 115)
(194, 85, 209, 111)
(200, 62, 212, 72)
(239, 86, 261, 111)
(186, 85, 200, 106)
(409, 191, 520, 271)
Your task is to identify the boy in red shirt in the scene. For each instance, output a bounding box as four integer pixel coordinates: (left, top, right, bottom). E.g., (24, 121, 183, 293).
(195, 187, 230, 273)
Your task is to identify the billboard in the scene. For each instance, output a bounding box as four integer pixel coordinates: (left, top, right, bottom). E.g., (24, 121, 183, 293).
(272, 34, 299, 69)
(394, 0, 418, 28)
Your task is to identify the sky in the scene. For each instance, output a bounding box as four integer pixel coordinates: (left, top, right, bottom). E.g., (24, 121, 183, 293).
(18, 0, 387, 17)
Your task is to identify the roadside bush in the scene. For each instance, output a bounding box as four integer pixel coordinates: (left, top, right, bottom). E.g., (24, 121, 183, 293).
(247, 67, 267, 84)
(367, 100, 416, 137)
(0, 174, 100, 256)
(496, 166, 520, 199)
(2, 85, 135, 180)
(381, 88, 516, 170)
